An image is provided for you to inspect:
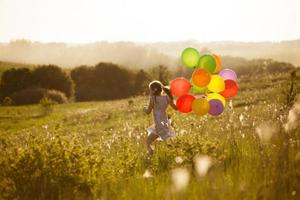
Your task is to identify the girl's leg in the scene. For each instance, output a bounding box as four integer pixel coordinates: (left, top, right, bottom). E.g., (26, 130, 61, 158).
(146, 133, 159, 156)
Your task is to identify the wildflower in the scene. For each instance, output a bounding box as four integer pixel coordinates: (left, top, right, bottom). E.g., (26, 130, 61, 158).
(175, 156, 184, 164)
(171, 168, 190, 192)
(143, 169, 153, 178)
(255, 123, 277, 142)
(193, 155, 212, 177)
(239, 114, 244, 123)
(284, 99, 300, 132)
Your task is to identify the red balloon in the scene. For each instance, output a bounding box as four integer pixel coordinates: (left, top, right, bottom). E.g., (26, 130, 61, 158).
(170, 77, 191, 97)
(176, 94, 195, 113)
(220, 80, 238, 98)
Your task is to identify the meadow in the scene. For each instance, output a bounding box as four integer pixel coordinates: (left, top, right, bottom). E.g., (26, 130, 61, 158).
(0, 72, 299, 200)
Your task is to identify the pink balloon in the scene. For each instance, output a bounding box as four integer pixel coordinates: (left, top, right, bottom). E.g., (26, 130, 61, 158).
(170, 77, 191, 97)
(219, 69, 237, 81)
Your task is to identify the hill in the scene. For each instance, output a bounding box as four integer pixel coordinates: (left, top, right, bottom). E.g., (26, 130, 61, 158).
(0, 39, 300, 69)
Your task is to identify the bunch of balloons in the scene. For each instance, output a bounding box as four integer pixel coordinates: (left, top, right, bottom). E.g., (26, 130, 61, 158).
(170, 47, 238, 116)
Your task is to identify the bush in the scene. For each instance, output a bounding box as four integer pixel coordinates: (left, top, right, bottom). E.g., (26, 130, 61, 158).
(0, 68, 33, 98)
(71, 62, 135, 101)
(2, 97, 14, 106)
(10, 88, 68, 105)
(46, 90, 68, 104)
(32, 65, 74, 98)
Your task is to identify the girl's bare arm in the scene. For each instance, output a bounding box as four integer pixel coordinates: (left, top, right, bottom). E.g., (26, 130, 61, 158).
(169, 100, 178, 111)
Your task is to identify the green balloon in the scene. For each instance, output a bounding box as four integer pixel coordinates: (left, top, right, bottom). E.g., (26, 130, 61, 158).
(190, 79, 206, 94)
(181, 48, 200, 68)
(198, 55, 216, 73)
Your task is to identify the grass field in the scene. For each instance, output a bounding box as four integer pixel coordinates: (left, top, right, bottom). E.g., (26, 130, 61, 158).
(0, 73, 299, 200)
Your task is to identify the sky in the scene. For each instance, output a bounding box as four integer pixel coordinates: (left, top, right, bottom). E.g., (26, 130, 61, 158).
(0, 0, 299, 43)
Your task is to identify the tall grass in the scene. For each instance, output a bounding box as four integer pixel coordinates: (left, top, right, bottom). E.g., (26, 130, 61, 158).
(0, 73, 299, 199)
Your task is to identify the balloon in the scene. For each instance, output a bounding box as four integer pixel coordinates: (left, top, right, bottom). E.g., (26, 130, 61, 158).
(208, 99, 224, 116)
(198, 55, 216, 73)
(220, 80, 238, 98)
(207, 75, 225, 93)
(190, 79, 206, 94)
(194, 94, 206, 99)
(181, 48, 200, 68)
(170, 77, 191, 97)
(192, 69, 211, 87)
(192, 98, 210, 116)
(207, 93, 226, 107)
(176, 95, 195, 113)
(219, 69, 237, 81)
(213, 54, 222, 73)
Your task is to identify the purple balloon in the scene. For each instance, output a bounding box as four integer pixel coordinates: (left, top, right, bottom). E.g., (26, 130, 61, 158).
(219, 69, 237, 81)
(208, 99, 224, 116)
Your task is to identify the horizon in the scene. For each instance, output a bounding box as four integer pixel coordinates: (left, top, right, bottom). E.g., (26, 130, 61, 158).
(0, 0, 299, 43)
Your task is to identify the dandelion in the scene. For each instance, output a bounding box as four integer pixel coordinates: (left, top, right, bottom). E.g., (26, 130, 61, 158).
(171, 168, 190, 192)
(193, 155, 212, 177)
(239, 114, 244, 123)
(175, 156, 184, 164)
(143, 169, 153, 178)
(284, 99, 300, 132)
(42, 124, 48, 129)
(255, 123, 278, 142)
(229, 100, 233, 109)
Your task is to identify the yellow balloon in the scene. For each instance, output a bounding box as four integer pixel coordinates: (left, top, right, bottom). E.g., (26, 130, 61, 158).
(207, 93, 226, 107)
(207, 75, 225, 93)
(192, 98, 210, 116)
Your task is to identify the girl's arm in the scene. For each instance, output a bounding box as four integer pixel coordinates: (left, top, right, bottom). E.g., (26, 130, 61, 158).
(169, 99, 178, 111)
(144, 96, 153, 114)
(167, 95, 178, 111)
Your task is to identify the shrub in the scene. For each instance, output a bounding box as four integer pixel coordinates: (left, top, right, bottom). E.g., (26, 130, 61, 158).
(0, 68, 33, 98)
(2, 97, 14, 106)
(46, 90, 68, 104)
(10, 88, 68, 105)
(32, 65, 74, 98)
(71, 62, 135, 101)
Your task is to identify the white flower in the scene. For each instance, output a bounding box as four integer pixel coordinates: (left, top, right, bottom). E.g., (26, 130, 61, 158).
(239, 114, 244, 123)
(143, 170, 153, 178)
(284, 99, 300, 132)
(194, 155, 212, 177)
(171, 168, 190, 192)
(174, 156, 184, 164)
(255, 123, 277, 142)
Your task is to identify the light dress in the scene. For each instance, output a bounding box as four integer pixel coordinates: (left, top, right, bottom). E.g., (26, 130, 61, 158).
(147, 95, 175, 140)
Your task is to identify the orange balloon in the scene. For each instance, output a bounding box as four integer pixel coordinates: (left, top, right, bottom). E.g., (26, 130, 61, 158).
(192, 69, 211, 87)
(213, 54, 222, 73)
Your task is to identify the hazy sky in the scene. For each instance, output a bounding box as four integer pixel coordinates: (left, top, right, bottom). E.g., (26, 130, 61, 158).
(0, 0, 299, 43)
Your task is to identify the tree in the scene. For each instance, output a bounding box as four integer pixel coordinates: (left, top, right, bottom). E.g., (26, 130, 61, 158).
(70, 62, 135, 101)
(134, 70, 151, 95)
(0, 68, 33, 99)
(150, 65, 170, 85)
(32, 65, 74, 98)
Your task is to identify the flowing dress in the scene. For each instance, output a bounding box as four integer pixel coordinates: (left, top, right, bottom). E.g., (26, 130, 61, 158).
(147, 95, 175, 140)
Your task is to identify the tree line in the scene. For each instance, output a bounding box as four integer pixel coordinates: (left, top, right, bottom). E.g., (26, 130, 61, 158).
(0, 63, 170, 105)
(0, 58, 296, 106)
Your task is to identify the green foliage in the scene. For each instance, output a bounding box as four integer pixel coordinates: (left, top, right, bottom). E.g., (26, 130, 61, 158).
(2, 96, 14, 106)
(32, 65, 74, 98)
(71, 63, 135, 101)
(0, 71, 299, 199)
(0, 65, 73, 102)
(9, 87, 67, 105)
(40, 96, 56, 115)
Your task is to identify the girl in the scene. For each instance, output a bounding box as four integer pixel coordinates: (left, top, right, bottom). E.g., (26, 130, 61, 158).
(143, 80, 178, 155)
